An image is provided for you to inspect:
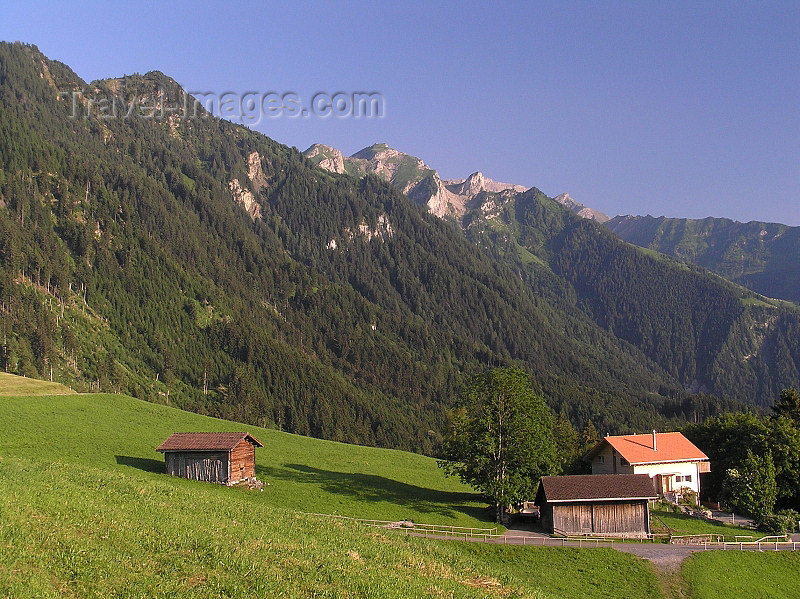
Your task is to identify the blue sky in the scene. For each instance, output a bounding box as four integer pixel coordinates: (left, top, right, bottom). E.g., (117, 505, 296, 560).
(2, 1, 798, 224)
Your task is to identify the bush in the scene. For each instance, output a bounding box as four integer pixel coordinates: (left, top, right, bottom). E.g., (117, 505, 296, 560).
(756, 512, 796, 535)
(777, 509, 800, 533)
(679, 488, 698, 506)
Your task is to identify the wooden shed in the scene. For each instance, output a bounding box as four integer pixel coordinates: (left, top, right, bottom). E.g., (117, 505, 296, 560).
(156, 432, 263, 485)
(535, 474, 656, 537)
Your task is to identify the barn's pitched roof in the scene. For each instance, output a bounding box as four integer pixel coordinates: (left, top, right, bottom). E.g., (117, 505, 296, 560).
(588, 432, 708, 465)
(538, 474, 657, 503)
(156, 432, 263, 452)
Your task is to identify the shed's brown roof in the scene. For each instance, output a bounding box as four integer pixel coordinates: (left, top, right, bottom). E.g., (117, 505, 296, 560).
(590, 432, 708, 465)
(538, 474, 657, 503)
(156, 432, 263, 452)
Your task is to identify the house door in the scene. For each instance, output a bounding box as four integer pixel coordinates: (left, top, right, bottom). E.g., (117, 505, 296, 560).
(659, 474, 673, 494)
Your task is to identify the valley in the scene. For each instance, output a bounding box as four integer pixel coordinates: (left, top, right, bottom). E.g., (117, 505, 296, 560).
(2, 3, 798, 597)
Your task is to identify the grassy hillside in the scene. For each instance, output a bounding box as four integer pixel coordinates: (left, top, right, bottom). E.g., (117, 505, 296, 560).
(0, 372, 75, 395)
(0, 392, 668, 598)
(0, 392, 488, 527)
(2, 392, 797, 597)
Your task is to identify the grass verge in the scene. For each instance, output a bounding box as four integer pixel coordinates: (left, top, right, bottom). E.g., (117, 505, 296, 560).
(680, 550, 800, 599)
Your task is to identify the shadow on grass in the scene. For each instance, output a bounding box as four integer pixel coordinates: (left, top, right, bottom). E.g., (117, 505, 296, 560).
(257, 462, 490, 523)
(115, 455, 164, 473)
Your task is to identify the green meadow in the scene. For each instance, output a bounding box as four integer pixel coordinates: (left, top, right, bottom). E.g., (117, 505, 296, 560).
(0, 376, 797, 598)
(681, 551, 800, 599)
(0, 391, 488, 528)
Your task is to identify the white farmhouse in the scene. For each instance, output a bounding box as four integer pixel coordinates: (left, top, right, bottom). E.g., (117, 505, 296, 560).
(588, 431, 710, 501)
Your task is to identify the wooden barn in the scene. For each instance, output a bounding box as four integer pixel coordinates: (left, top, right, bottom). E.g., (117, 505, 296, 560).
(156, 432, 263, 485)
(535, 474, 657, 537)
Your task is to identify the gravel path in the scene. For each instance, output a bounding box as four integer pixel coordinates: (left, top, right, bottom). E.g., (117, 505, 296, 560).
(612, 543, 701, 571)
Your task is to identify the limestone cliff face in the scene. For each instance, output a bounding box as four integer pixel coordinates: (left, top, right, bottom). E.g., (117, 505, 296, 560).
(447, 171, 526, 197)
(326, 213, 394, 251)
(304, 143, 531, 220)
(228, 178, 262, 220)
(349, 144, 430, 192)
(228, 151, 267, 221)
(407, 172, 461, 218)
(247, 151, 268, 189)
(440, 171, 528, 218)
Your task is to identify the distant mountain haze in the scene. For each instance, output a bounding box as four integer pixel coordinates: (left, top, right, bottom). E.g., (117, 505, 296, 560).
(606, 215, 800, 304)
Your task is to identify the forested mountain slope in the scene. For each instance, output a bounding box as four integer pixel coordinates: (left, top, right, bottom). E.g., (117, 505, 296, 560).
(463, 189, 800, 405)
(305, 141, 800, 406)
(0, 43, 793, 452)
(607, 215, 800, 304)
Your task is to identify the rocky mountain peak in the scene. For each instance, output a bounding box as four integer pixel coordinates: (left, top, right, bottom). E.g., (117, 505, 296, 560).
(304, 144, 345, 174)
(303, 142, 611, 225)
(458, 172, 486, 197)
(553, 193, 610, 223)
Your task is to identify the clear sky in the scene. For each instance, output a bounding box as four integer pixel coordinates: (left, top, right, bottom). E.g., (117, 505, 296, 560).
(2, 1, 798, 224)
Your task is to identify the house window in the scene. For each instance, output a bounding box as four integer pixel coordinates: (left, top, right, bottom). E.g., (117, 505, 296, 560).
(597, 455, 605, 464)
(675, 475, 692, 483)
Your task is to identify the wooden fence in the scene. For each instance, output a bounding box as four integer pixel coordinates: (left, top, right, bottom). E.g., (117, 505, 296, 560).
(300, 512, 499, 540)
(300, 512, 800, 551)
(670, 534, 799, 551)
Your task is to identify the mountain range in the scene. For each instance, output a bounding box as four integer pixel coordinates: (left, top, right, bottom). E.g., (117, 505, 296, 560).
(606, 215, 800, 304)
(306, 144, 799, 306)
(305, 142, 612, 224)
(1, 42, 798, 453)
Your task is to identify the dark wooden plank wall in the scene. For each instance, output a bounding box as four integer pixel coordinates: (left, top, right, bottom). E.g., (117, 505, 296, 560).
(229, 440, 255, 481)
(165, 451, 229, 483)
(552, 501, 648, 535)
(592, 502, 647, 534)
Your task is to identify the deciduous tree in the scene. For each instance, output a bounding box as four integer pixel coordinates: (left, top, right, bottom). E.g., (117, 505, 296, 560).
(722, 449, 777, 521)
(438, 367, 558, 522)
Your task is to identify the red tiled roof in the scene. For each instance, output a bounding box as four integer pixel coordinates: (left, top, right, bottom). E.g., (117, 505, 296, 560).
(592, 432, 708, 465)
(539, 474, 657, 502)
(156, 432, 263, 452)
